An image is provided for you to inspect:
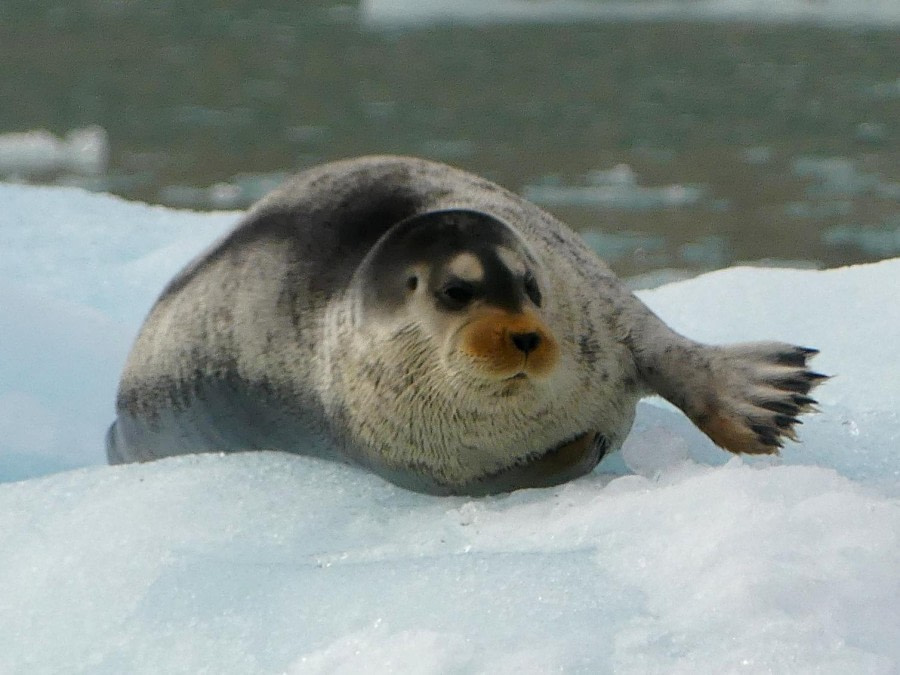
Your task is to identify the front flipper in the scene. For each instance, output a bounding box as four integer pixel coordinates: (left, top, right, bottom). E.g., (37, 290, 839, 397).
(611, 286, 827, 454)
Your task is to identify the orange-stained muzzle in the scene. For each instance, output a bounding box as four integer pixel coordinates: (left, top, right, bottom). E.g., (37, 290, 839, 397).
(458, 309, 559, 379)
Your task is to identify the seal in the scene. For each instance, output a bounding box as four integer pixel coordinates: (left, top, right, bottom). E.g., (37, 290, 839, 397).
(107, 156, 826, 495)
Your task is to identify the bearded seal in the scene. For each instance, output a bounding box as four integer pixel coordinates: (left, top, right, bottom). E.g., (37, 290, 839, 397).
(107, 155, 825, 495)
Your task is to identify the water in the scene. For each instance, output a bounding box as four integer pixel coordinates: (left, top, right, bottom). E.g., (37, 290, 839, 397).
(1, 0, 897, 278)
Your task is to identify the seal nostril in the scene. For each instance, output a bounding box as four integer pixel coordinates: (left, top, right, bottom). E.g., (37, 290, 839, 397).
(511, 331, 541, 354)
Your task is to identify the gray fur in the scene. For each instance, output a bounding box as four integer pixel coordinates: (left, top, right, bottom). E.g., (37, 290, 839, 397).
(108, 156, 823, 495)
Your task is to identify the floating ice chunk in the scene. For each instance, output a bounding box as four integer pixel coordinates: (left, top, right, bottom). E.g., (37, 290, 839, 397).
(784, 200, 854, 220)
(159, 172, 290, 209)
(522, 165, 707, 210)
(208, 182, 243, 209)
(581, 230, 666, 263)
(824, 219, 900, 257)
(679, 235, 729, 268)
(792, 156, 900, 202)
(866, 77, 900, 100)
(0, 130, 66, 176)
(586, 163, 637, 187)
(792, 156, 874, 197)
(0, 126, 108, 177)
(855, 121, 888, 145)
(739, 146, 773, 165)
(63, 126, 109, 174)
(361, 0, 900, 27)
(791, 155, 895, 200)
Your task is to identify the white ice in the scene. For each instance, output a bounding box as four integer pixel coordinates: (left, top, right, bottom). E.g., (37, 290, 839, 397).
(0, 126, 109, 179)
(0, 183, 898, 673)
(362, 0, 900, 28)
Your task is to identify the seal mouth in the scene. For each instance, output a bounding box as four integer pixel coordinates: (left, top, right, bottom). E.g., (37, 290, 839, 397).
(496, 370, 534, 397)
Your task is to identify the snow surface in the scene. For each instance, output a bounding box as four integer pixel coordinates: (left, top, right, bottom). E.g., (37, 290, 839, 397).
(1, 183, 898, 673)
(361, 0, 900, 27)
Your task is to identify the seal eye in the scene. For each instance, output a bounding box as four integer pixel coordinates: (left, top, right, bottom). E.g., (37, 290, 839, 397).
(438, 281, 477, 310)
(524, 272, 542, 307)
(406, 275, 418, 291)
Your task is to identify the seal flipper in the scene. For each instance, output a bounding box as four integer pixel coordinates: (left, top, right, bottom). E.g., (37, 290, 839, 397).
(613, 288, 826, 455)
(669, 342, 826, 454)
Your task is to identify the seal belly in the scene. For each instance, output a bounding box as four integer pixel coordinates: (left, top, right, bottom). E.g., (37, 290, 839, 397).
(107, 375, 331, 464)
(465, 432, 610, 496)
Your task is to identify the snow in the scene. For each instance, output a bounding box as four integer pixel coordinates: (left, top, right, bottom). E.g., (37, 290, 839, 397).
(0, 182, 898, 673)
(0, 184, 235, 482)
(361, 0, 900, 28)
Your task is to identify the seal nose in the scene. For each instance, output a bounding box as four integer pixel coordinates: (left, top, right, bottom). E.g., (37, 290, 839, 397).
(510, 331, 541, 355)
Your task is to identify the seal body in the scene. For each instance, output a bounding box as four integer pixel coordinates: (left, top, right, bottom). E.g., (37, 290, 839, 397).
(108, 156, 824, 495)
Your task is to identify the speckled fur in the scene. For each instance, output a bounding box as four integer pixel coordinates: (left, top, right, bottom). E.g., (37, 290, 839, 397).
(108, 156, 824, 494)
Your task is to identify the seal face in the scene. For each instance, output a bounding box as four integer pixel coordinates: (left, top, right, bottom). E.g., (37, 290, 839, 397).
(108, 156, 825, 495)
(359, 210, 559, 382)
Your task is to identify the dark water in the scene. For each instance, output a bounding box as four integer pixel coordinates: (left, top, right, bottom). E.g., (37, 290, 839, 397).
(1, 1, 897, 279)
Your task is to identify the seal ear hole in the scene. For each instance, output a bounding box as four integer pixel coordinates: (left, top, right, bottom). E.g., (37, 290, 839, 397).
(406, 275, 418, 291)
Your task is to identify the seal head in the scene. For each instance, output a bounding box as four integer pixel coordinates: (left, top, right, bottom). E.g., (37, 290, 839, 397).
(357, 209, 558, 382)
(319, 208, 611, 492)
